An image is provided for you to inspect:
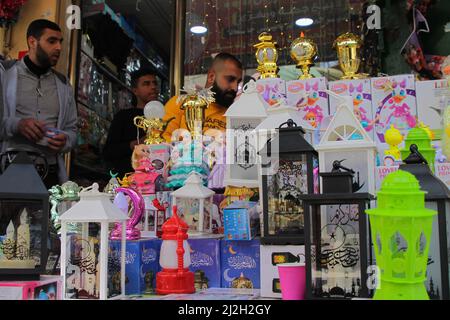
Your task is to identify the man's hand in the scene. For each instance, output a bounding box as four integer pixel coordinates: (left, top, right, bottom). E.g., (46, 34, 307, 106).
(18, 119, 45, 142)
(48, 134, 67, 153)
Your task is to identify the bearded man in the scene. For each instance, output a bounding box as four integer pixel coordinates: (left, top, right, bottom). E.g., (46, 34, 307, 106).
(162, 53, 243, 142)
(0, 19, 78, 188)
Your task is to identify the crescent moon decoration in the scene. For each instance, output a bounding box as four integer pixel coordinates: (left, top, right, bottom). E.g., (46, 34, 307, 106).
(229, 245, 237, 255)
(110, 187, 145, 240)
(223, 268, 235, 283)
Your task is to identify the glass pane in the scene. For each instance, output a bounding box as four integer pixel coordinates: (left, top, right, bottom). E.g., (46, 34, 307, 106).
(0, 200, 44, 270)
(65, 222, 101, 300)
(310, 203, 363, 299)
(107, 222, 123, 299)
(267, 156, 308, 236)
(425, 201, 442, 300)
(177, 198, 202, 233)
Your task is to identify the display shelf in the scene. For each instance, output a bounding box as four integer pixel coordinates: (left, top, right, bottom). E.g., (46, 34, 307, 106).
(80, 48, 133, 95)
(76, 99, 113, 124)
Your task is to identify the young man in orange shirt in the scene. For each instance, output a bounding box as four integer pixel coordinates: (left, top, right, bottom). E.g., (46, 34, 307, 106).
(162, 53, 243, 142)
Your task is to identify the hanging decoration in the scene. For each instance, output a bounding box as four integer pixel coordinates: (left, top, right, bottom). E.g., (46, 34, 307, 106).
(0, 0, 27, 27)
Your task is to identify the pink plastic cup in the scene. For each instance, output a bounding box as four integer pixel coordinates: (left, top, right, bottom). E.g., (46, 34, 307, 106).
(277, 263, 306, 300)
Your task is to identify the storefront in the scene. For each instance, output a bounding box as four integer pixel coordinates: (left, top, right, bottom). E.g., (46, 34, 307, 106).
(0, 0, 450, 303)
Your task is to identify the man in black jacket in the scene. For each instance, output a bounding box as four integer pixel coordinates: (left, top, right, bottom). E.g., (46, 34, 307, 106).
(103, 68, 160, 177)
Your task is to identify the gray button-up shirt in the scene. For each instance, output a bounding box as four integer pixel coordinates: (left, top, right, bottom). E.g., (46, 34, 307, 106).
(8, 59, 60, 164)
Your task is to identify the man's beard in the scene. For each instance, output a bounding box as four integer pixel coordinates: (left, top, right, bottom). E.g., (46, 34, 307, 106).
(36, 43, 53, 69)
(211, 82, 237, 108)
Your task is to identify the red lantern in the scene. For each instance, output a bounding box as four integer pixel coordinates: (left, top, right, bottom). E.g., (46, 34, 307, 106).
(156, 206, 195, 295)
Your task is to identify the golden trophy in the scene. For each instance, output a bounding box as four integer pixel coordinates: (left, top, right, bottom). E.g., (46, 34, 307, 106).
(333, 32, 367, 80)
(254, 32, 279, 79)
(290, 32, 318, 79)
(134, 101, 174, 145)
(177, 87, 215, 139)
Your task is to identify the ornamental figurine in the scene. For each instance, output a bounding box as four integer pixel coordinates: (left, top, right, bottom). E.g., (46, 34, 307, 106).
(290, 32, 318, 79)
(177, 86, 215, 139)
(254, 32, 279, 79)
(134, 101, 174, 145)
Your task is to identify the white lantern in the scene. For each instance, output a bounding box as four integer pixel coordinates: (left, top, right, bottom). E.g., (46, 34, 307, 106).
(171, 173, 215, 237)
(316, 91, 377, 194)
(255, 103, 315, 150)
(141, 194, 167, 239)
(59, 183, 128, 300)
(224, 80, 268, 188)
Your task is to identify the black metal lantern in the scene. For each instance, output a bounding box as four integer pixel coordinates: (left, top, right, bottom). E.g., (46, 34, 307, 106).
(259, 119, 319, 245)
(399, 144, 450, 300)
(301, 161, 374, 299)
(0, 152, 49, 280)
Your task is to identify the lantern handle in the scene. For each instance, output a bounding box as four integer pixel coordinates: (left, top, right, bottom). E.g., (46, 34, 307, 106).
(80, 183, 100, 194)
(243, 80, 257, 94)
(279, 119, 298, 129)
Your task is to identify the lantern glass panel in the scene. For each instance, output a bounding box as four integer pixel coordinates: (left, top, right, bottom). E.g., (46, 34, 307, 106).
(0, 200, 44, 270)
(425, 201, 442, 300)
(310, 204, 363, 298)
(313, 155, 320, 194)
(177, 198, 212, 233)
(230, 120, 260, 181)
(266, 156, 308, 236)
(65, 222, 123, 300)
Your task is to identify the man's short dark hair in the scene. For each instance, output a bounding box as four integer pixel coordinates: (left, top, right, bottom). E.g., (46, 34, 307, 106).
(131, 68, 157, 88)
(212, 52, 243, 70)
(27, 19, 61, 40)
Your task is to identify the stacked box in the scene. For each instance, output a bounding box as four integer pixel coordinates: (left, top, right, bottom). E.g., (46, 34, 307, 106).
(223, 201, 260, 240)
(148, 144, 171, 182)
(188, 238, 222, 289)
(260, 245, 305, 299)
(220, 239, 260, 289)
(329, 79, 375, 139)
(0, 276, 62, 300)
(109, 238, 161, 295)
(371, 75, 418, 158)
(416, 79, 450, 132)
(256, 78, 287, 107)
(286, 78, 330, 145)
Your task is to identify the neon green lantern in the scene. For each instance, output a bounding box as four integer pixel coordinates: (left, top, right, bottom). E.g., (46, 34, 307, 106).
(400, 127, 435, 173)
(366, 170, 437, 300)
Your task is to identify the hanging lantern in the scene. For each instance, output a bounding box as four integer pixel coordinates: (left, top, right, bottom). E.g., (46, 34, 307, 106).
(259, 119, 319, 245)
(0, 153, 49, 280)
(254, 32, 279, 79)
(302, 163, 374, 299)
(224, 80, 268, 188)
(366, 170, 437, 300)
(317, 91, 377, 194)
(171, 173, 215, 236)
(156, 206, 195, 295)
(399, 144, 450, 300)
(59, 184, 128, 300)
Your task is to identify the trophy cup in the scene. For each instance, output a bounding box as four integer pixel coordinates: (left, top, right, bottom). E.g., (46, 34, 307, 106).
(333, 32, 367, 80)
(178, 87, 215, 140)
(254, 32, 279, 79)
(290, 32, 318, 79)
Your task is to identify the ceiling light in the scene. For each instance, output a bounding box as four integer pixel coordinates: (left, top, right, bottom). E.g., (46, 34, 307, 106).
(190, 26, 208, 34)
(296, 18, 314, 27)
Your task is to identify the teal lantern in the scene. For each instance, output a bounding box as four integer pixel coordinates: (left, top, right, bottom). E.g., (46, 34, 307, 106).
(366, 170, 437, 300)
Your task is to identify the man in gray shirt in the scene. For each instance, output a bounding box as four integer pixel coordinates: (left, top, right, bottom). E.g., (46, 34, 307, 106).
(0, 19, 78, 188)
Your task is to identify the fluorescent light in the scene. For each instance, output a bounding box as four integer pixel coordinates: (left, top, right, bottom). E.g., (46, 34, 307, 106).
(296, 18, 314, 27)
(190, 26, 208, 34)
